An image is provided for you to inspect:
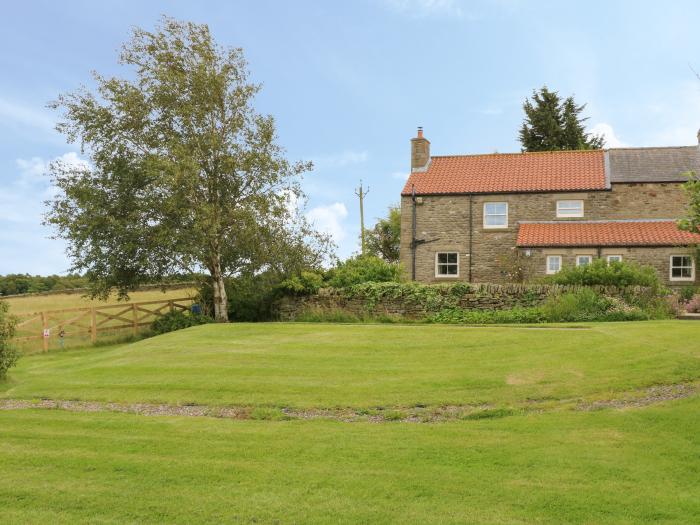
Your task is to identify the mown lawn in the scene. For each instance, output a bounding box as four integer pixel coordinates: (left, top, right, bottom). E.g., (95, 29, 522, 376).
(2, 321, 699, 409)
(1, 321, 699, 524)
(1, 399, 698, 524)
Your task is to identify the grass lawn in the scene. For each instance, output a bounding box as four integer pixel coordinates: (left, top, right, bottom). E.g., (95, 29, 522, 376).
(1, 321, 699, 523)
(2, 321, 699, 409)
(4, 286, 196, 315)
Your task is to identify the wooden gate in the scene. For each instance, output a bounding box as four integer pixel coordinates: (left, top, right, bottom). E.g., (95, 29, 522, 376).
(13, 297, 194, 352)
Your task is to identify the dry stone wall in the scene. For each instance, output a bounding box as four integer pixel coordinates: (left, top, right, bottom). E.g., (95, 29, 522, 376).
(276, 283, 646, 321)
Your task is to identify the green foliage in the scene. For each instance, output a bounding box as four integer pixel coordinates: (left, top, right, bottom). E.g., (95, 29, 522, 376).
(679, 285, 698, 302)
(46, 16, 332, 321)
(429, 306, 546, 324)
(344, 281, 472, 311)
(0, 300, 19, 379)
(0, 274, 88, 296)
(151, 310, 212, 335)
(326, 256, 401, 288)
(541, 289, 650, 322)
(519, 86, 604, 152)
(366, 206, 401, 263)
(276, 271, 324, 296)
(296, 308, 362, 323)
(678, 171, 700, 238)
(545, 259, 661, 288)
(429, 289, 662, 325)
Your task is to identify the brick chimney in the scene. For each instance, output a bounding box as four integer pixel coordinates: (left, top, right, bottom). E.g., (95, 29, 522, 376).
(411, 127, 430, 171)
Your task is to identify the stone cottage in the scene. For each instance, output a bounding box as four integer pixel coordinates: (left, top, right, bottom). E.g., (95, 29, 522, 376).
(399, 128, 700, 286)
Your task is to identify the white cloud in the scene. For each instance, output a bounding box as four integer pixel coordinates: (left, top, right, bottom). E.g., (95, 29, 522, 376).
(0, 152, 88, 274)
(589, 123, 626, 148)
(311, 150, 369, 170)
(0, 97, 55, 133)
(392, 171, 409, 181)
(306, 202, 348, 244)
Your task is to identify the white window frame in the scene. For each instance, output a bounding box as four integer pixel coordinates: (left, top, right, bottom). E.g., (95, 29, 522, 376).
(483, 202, 508, 229)
(435, 252, 460, 278)
(576, 255, 593, 267)
(669, 255, 695, 282)
(606, 255, 623, 263)
(556, 200, 584, 218)
(546, 255, 562, 275)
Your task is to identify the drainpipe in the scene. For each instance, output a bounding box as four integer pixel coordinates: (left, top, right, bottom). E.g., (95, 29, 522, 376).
(468, 194, 473, 283)
(411, 185, 417, 281)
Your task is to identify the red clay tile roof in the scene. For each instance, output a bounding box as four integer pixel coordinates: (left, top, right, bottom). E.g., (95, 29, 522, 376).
(517, 220, 700, 247)
(401, 150, 607, 195)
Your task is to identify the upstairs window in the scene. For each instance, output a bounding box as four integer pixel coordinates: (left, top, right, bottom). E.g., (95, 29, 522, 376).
(670, 255, 694, 281)
(556, 200, 584, 218)
(435, 252, 459, 277)
(483, 202, 508, 228)
(607, 255, 623, 263)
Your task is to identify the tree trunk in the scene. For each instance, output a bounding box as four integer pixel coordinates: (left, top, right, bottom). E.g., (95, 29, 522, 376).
(211, 257, 229, 323)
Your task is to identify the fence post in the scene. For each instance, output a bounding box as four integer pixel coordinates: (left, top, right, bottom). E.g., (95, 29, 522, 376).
(132, 303, 138, 336)
(91, 308, 97, 344)
(41, 311, 49, 352)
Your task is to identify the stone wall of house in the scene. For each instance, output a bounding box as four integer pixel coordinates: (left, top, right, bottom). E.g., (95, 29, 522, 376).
(399, 182, 692, 285)
(276, 283, 645, 321)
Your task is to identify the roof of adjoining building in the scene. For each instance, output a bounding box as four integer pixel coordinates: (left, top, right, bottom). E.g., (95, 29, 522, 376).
(401, 150, 607, 196)
(608, 146, 699, 183)
(516, 219, 700, 247)
(401, 145, 700, 196)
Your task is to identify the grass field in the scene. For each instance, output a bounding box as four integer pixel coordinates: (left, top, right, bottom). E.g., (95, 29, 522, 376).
(4, 286, 197, 315)
(1, 322, 699, 523)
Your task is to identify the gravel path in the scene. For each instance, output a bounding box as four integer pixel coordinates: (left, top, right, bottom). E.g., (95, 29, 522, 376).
(1, 382, 696, 422)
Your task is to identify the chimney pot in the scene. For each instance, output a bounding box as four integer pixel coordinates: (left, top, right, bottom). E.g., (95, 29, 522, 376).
(411, 127, 430, 171)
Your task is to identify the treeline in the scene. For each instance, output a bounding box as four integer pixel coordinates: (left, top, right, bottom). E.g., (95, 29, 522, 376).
(0, 274, 199, 296)
(0, 274, 89, 296)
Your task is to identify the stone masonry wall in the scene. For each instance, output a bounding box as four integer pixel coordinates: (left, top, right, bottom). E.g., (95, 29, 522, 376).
(399, 182, 694, 286)
(276, 283, 645, 321)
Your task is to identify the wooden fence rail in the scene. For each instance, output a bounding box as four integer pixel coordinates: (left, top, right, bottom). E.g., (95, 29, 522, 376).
(12, 297, 195, 352)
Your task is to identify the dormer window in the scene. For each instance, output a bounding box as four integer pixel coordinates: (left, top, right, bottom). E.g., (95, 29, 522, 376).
(556, 200, 584, 218)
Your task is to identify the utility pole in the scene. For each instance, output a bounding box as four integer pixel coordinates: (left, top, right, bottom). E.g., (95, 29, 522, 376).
(355, 181, 369, 255)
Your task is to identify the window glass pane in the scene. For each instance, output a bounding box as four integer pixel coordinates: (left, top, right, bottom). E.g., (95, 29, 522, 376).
(577, 256, 591, 266)
(486, 203, 507, 215)
(436, 253, 458, 276)
(484, 215, 506, 226)
(548, 257, 560, 272)
(607, 255, 622, 263)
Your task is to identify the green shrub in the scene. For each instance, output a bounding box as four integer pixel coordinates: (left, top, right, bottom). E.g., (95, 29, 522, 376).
(276, 271, 324, 296)
(430, 289, 657, 325)
(0, 300, 19, 379)
(429, 306, 546, 324)
(326, 255, 401, 288)
(679, 285, 698, 302)
(541, 288, 649, 322)
(151, 310, 212, 335)
(295, 308, 361, 323)
(546, 259, 661, 289)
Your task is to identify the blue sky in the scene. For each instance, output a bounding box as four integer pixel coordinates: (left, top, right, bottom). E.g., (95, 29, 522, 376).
(3, 0, 700, 274)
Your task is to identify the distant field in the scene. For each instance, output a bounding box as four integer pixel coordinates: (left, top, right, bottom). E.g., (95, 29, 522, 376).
(1, 321, 699, 524)
(4, 286, 197, 315)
